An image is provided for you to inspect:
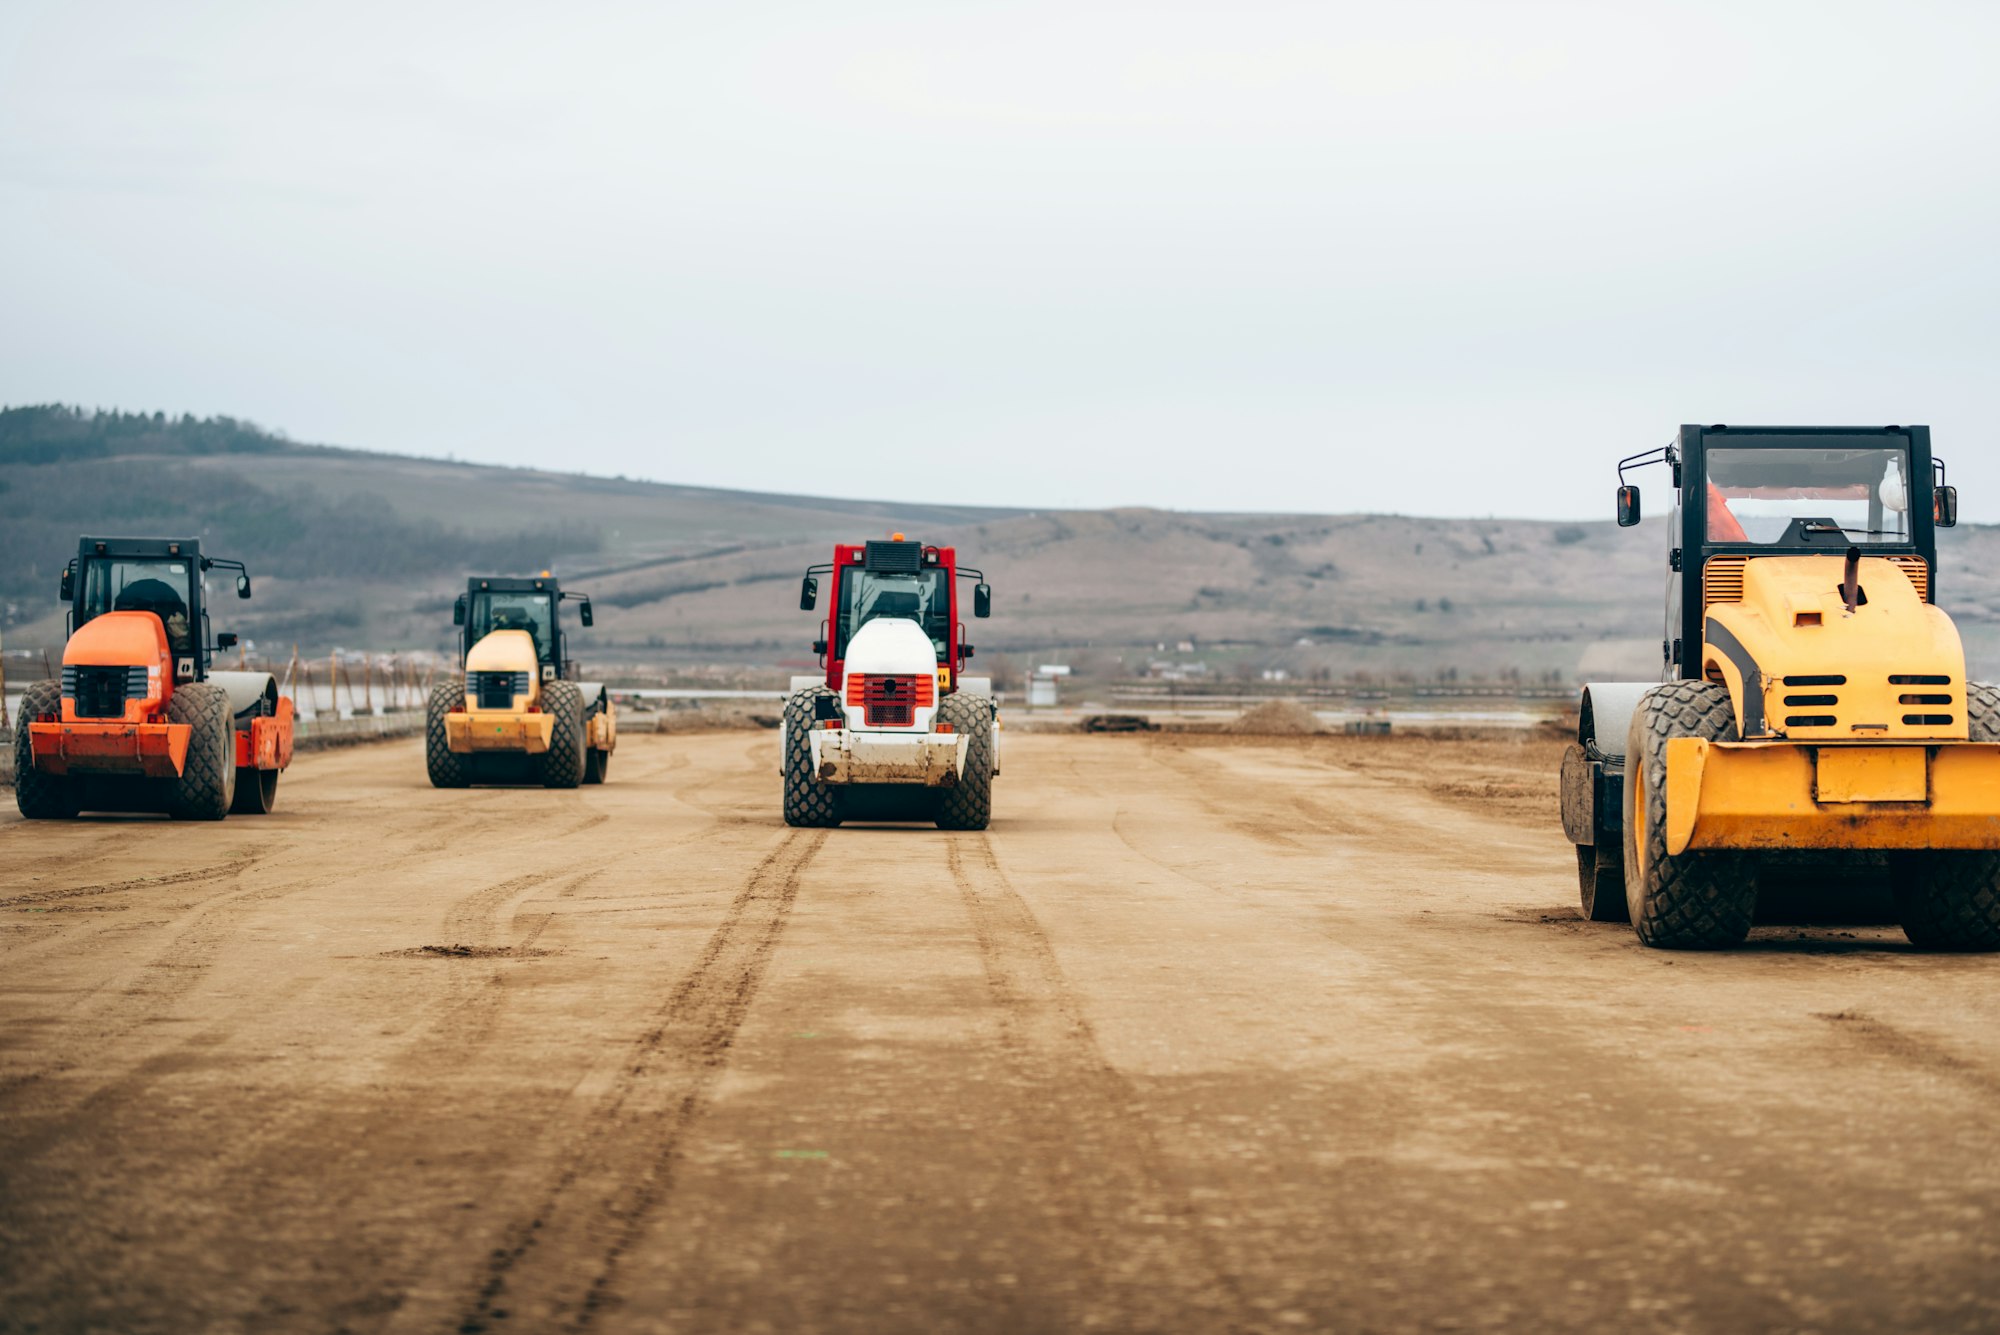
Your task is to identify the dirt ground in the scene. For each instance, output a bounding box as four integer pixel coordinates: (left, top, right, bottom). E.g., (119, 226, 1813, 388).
(3, 730, 1998, 1334)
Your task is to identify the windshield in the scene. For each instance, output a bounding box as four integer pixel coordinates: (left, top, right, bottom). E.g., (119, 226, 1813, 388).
(1705, 444, 1913, 546)
(837, 567, 950, 659)
(80, 558, 196, 656)
(470, 591, 555, 664)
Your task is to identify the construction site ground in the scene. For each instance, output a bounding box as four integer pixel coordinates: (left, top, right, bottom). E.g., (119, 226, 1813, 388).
(2, 730, 1997, 1332)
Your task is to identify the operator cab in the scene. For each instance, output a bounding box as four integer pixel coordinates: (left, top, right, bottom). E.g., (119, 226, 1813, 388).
(840, 559, 952, 661)
(60, 537, 252, 682)
(797, 537, 992, 692)
(1616, 426, 1952, 677)
(469, 587, 556, 667)
(453, 575, 595, 680)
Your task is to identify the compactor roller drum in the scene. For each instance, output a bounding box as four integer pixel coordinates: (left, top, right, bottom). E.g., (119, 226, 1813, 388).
(232, 763, 280, 815)
(783, 687, 842, 828)
(540, 680, 587, 789)
(934, 692, 994, 831)
(167, 681, 237, 821)
(1575, 844, 1626, 923)
(1623, 681, 1755, 949)
(228, 689, 284, 815)
(1890, 682, 2000, 950)
(14, 682, 78, 820)
(426, 681, 471, 788)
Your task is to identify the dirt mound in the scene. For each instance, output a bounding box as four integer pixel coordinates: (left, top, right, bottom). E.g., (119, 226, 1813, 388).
(1226, 700, 1325, 735)
(653, 706, 781, 734)
(1080, 714, 1158, 734)
(386, 944, 553, 960)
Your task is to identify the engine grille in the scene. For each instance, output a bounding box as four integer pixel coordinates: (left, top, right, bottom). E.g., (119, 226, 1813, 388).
(469, 671, 530, 709)
(844, 672, 934, 727)
(61, 665, 149, 719)
(1704, 553, 1932, 614)
(1776, 672, 1959, 733)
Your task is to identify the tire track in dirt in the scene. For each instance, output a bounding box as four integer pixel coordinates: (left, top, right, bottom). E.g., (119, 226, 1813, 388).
(0, 853, 261, 910)
(0, 874, 321, 1165)
(946, 833, 1251, 1330)
(1812, 1010, 2000, 1096)
(0, 852, 268, 971)
(0, 812, 484, 1113)
(439, 827, 826, 1335)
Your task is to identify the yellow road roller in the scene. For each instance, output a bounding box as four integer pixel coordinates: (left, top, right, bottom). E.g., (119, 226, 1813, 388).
(427, 574, 615, 788)
(1561, 425, 1999, 949)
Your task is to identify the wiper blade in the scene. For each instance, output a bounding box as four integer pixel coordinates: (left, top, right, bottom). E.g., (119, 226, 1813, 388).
(1802, 523, 1900, 537)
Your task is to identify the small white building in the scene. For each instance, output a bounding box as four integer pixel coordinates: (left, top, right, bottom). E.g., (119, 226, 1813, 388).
(1027, 664, 1070, 708)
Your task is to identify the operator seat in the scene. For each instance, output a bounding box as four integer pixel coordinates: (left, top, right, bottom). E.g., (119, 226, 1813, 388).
(115, 578, 193, 656)
(870, 591, 921, 622)
(1707, 483, 1749, 543)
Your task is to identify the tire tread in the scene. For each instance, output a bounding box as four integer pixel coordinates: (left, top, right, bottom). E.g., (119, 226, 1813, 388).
(1625, 680, 1755, 948)
(934, 693, 994, 831)
(782, 688, 842, 827)
(1893, 682, 2000, 950)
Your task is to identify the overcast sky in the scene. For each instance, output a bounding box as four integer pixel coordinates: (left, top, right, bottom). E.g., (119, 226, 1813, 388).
(2, 1, 1996, 520)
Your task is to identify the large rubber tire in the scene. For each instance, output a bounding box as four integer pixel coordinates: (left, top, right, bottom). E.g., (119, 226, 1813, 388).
(167, 682, 237, 821)
(426, 681, 470, 789)
(1892, 682, 2000, 951)
(934, 693, 995, 831)
(1576, 843, 1628, 922)
(540, 681, 587, 789)
(584, 746, 610, 784)
(14, 681, 78, 819)
(782, 688, 842, 828)
(1622, 680, 1755, 949)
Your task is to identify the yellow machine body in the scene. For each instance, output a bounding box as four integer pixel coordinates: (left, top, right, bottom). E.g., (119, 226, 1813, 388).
(445, 630, 553, 754)
(1666, 553, 2000, 853)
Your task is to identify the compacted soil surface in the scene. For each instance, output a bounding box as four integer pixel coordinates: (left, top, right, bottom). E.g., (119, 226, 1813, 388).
(2, 731, 1997, 1333)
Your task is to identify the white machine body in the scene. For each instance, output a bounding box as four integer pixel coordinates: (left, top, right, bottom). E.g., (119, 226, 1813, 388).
(783, 618, 997, 786)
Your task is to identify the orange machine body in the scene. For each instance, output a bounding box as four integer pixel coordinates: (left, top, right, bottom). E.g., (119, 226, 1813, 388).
(28, 611, 187, 778)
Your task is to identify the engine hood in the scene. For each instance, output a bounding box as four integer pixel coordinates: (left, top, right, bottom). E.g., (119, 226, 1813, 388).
(842, 618, 938, 678)
(65, 611, 170, 668)
(1704, 554, 1966, 742)
(466, 629, 542, 675)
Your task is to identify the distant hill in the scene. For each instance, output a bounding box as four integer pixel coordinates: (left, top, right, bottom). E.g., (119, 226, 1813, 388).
(6, 404, 1999, 684)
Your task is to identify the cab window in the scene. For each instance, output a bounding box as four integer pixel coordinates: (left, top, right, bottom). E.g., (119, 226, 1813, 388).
(470, 591, 555, 664)
(80, 558, 196, 656)
(835, 567, 950, 659)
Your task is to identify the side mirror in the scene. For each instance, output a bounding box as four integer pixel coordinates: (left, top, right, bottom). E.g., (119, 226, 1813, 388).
(800, 575, 819, 611)
(579, 598, 594, 628)
(1935, 485, 1959, 528)
(235, 573, 252, 599)
(59, 562, 74, 601)
(1617, 485, 1642, 527)
(453, 594, 467, 627)
(217, 632, 239, 649)
(973, 582, 992, 618)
